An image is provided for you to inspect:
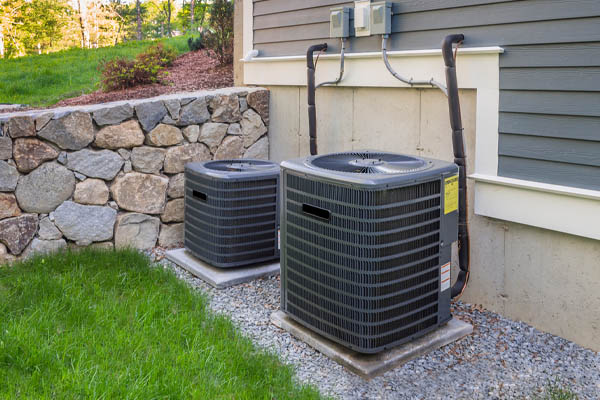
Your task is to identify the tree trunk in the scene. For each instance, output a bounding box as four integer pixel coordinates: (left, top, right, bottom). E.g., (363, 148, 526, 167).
(199, 0, 207, 26)
(0, 27, 4, 58)
(136, 0, 142, 40)
(190, 0, 195, 30)
(166, 0, 172, 37)
(77, 0, 86, 48)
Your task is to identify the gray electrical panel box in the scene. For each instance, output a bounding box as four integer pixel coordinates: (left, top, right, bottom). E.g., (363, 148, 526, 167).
(330, 6, 351, 38)
(370, 1, 392, 35)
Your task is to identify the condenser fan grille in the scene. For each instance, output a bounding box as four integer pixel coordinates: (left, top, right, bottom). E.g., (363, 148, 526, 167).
(309, 152, 430, 174)
(204, 160, 276, 172)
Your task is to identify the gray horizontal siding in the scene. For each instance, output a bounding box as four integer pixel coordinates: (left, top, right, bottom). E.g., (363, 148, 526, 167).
(499, 134, 600, 168)
(499, 43, 600, 68)
(255, 0, 597, 31)
(500, 68, 600, 92)
(499, 91, 600, 117)
(498, 156, 600, 191)
(253, 0, 600, 53)
(252, 0, 600, 190)
(253, 0, 515, 16)
(499, 113, 600, 142)
(254, 17, 600, 59)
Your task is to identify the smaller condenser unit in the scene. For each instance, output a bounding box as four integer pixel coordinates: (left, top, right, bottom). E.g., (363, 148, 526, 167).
(280, 151, 459, 353)
(185, 159, 280, 268)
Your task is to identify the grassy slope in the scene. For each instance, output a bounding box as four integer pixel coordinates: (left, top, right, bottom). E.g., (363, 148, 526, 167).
(0, 37, 189, 107)
(0, 249, 322, 399)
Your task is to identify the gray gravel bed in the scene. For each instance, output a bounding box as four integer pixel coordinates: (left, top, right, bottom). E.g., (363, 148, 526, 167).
(155, 254, 600, 400)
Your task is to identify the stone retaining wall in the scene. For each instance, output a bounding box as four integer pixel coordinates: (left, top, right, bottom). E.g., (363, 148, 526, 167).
(0, 87, 270, 263)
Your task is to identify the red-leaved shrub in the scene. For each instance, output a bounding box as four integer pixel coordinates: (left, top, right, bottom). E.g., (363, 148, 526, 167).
(99, 43, 178, 91)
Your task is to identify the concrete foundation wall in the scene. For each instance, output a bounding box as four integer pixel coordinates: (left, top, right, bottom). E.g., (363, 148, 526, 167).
(266, 85, 600, 351)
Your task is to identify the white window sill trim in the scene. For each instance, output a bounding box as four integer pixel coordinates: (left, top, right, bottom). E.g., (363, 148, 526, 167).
(470, 174, 600, 240)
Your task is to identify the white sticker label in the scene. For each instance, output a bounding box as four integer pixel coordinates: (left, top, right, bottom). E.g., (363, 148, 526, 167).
(278, 229, 281, 250)
(441, 262, 451, 291)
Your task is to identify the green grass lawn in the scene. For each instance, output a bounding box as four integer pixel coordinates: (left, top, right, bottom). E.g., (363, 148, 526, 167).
(0, 37, 189, 107)
(0, 249, 322, 399)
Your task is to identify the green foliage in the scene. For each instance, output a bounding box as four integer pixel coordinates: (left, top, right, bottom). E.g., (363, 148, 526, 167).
(1, 0, 212, 58)
(535, 379, 579, 400)
(177, 0, 211, 34)
(110, 0, 149, 42)
(204, 0, 234, 64)
(0, 36, 188, 106)
(13, 0, 67, 52)
(143, 0, 177, 39)
(99, 42, 177, 91)
(1, 0, 72, 57)
(0, 248, 323, 399)
(187, 36, 205, 51)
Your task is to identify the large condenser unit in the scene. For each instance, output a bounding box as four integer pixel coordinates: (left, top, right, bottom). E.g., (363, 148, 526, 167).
(280, 151, 459, 353)
(184, 159, 280, 268)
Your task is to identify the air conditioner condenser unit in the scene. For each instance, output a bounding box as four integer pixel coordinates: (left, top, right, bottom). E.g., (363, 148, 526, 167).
(279, 151, 459, 353)
(185, 159, 281, 268)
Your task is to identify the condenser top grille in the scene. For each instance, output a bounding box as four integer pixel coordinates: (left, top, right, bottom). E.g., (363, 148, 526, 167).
(204, 159, 277, 173)
(308, 151, 432, 174)
(186, 159, 280, 181)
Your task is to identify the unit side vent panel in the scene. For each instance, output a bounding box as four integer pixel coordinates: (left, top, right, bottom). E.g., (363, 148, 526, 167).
(283, 174, 442, 351)
(185, 172, 279, 267)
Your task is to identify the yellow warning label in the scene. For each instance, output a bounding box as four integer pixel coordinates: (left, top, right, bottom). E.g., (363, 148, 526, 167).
(444, 175, 459, 214)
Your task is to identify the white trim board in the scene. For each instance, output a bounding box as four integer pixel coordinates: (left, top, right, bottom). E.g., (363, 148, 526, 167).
(472, 175, 600, 240)
(243, 46, 504, 62)
(242, 0, 253, 58)
(244, 46, 502, 180)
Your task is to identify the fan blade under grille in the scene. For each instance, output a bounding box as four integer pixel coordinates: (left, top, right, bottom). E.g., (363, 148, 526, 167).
(309, 151, 430, 174)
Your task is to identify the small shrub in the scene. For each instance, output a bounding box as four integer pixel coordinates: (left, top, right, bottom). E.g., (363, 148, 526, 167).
(98, 57, 136, 91)
(99, 43, 178, 91)
(138, 42, 177, 68)
(187, 36, 205, 51)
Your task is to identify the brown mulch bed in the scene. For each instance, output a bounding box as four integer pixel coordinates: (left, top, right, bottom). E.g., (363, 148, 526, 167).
(1, 50, 233, 113)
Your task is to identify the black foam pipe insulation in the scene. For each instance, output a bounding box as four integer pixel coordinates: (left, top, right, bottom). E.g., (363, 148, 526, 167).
(442, 34, 471, 299)
(306, 43, 328, 156)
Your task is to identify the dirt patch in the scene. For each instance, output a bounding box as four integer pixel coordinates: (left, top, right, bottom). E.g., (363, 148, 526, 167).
(1, 51, 233, 113)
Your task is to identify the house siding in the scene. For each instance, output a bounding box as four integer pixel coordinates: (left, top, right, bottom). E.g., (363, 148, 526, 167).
(252, 0, 600, 190)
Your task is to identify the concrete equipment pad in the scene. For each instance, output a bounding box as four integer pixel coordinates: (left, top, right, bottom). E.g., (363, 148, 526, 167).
(271, 310, 473, 379)
(166, 248, 280, 289)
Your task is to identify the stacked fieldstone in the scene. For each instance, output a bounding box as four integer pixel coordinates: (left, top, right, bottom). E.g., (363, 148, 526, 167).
(0, 87, 270, 264)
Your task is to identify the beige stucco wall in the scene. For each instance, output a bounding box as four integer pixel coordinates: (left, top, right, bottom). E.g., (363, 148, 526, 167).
(233, 0, 244, 86)
(265, 85, 600, 351)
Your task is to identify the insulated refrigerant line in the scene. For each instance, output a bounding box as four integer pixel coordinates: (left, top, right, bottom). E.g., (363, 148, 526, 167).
(306, 43, 328, 156)
(381, 33, 469, 299)
(306, 39, 347, 156)
(441, 34, 471, 300)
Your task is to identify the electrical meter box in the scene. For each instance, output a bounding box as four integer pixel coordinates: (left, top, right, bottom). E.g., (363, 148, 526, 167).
(370, 1, 392, 35)
(330, 6, 350, 38)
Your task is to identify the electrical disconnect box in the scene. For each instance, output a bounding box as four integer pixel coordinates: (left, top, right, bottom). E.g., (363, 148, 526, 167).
(329, 6, 350, 38)
(370, 1, 392, 35)
(354, 0, 371, 37)
(330, 1, 393, 38)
